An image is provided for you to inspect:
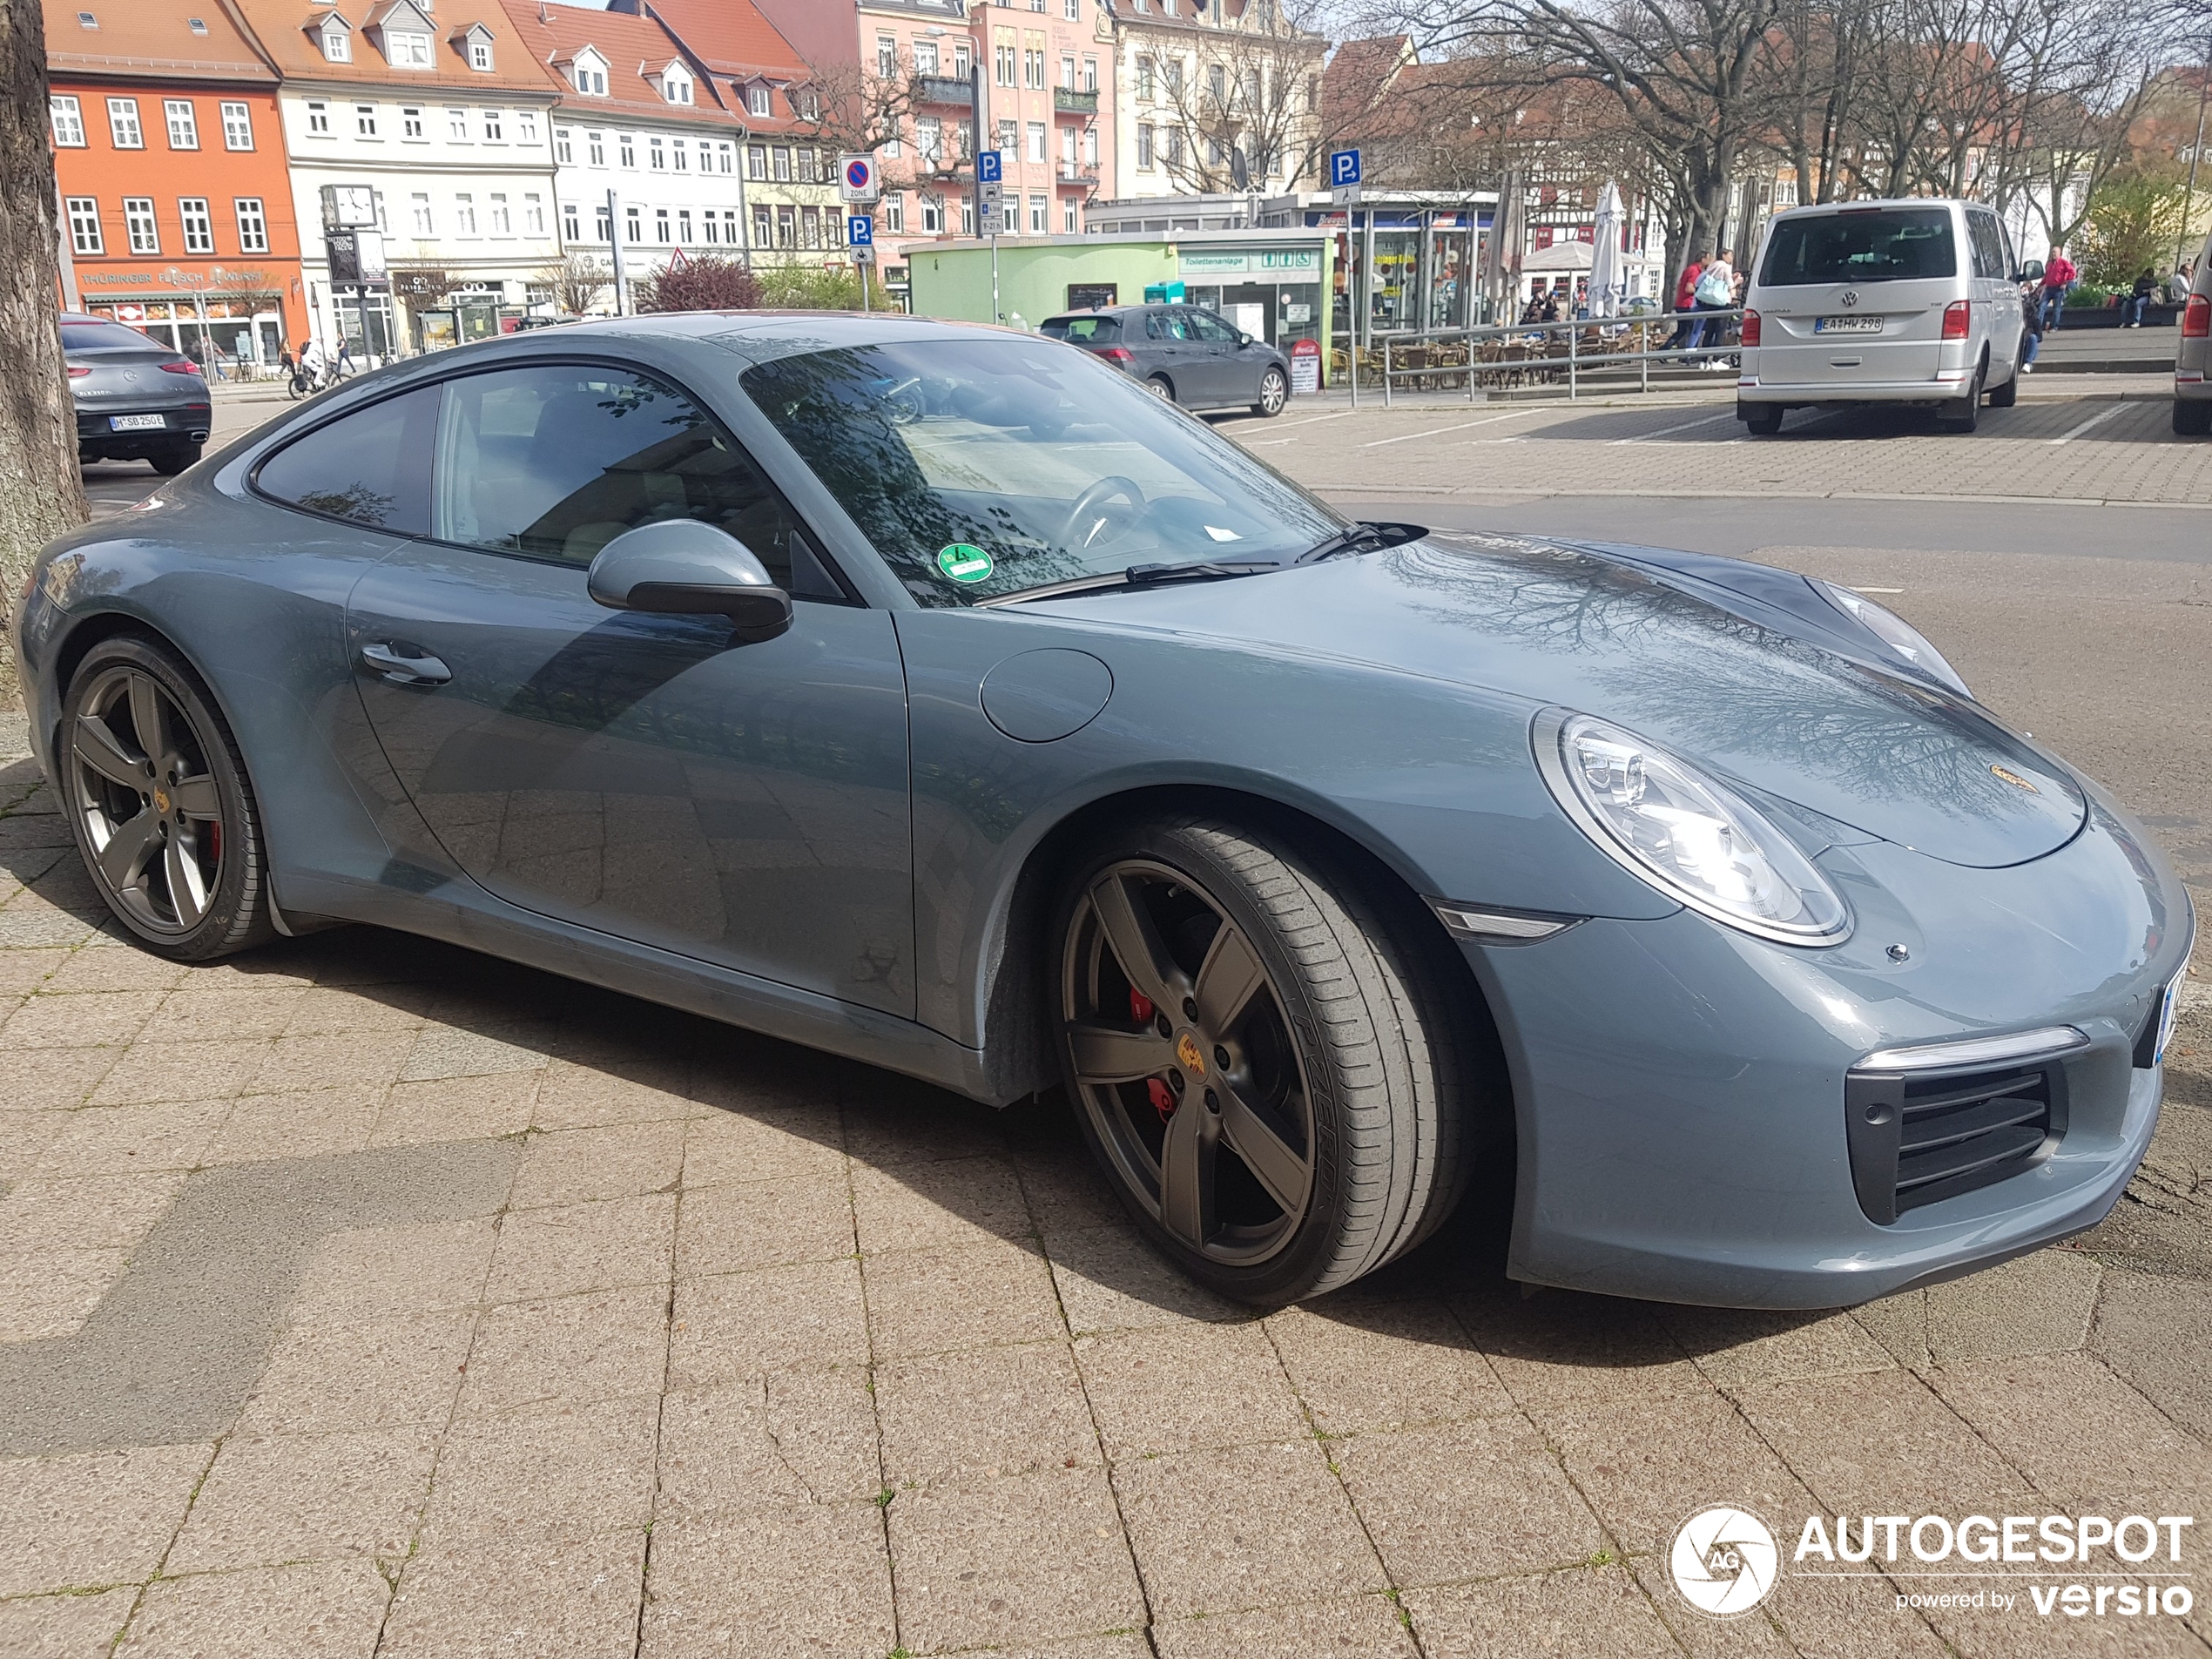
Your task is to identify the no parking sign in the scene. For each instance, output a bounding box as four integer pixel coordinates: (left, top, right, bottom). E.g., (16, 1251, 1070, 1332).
(839, 154, 879, 202)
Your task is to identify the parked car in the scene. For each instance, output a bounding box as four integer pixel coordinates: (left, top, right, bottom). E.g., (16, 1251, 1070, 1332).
(11, 315, 2189, 1310)
(1736, 199, 2029, 435)
(62, 313, 212, 475)
(1042, 303, 1291, 416)
(2171, 233, 2212, 434)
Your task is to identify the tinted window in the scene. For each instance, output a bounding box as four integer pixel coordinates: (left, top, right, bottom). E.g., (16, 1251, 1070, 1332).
(1185, 308, 1238, 343)
(1045, 315, 1120, 343)
(430, 363, 813, 583)
(1758, 209, 1957, 286)
(1143, 312, 1169, 340)
(255, 385, 440, 533)
(1967, 213, 2004, 279)
(61, 321, 157, 351)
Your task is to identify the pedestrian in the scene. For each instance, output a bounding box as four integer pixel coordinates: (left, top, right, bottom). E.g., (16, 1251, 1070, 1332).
(1688, 248, 1735, 361)
(2121, 268, 2157, 327)
(1667, 256, 1703, 350)
(2018, 272, 2045, 373)
(334, 336, 355, 377)
(2039, 245, 2076, 334)
(2168, 262, 2195, 305)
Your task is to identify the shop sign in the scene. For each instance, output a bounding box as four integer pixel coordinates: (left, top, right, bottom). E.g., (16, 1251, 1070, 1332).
(1179, 248, 1321, 279)
(1181, 252, 1251, 274)
(1289, 336, 1321, 397)
(393, 269, 450, 300)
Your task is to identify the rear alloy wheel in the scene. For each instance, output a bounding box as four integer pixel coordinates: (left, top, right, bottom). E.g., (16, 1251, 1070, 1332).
(2176, 399, 2212, 435)
(1054, 817, 1483, 1305)
(1741, 404, 1784, 435)
(62, 635, 275, 961)
(1146, 375, 1177, 403)
(1252, 366, 1289, 417)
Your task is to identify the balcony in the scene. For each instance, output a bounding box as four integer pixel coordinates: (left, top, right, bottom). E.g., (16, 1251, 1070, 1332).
(919, 76, 975, 106)
(1053, 87, 1098, 115)
(1056, 162, 1100, 185)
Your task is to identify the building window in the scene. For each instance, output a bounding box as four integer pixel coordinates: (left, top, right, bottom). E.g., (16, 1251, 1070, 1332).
(1061, 53, 1075, 88)
(573, 58, 607, 96)
(123, 197, 158, 254)
(524, 193, 544, 233)
(703, 211, 718, 245)
(1001, 199, 1017, 234)
(596, 203, 610, 242)
(489, 192, 510, 234)
(448, 108, 469, 141)
(995, 38, 1015, 86)
(1028, 192, 1046, 233)
(961, 199, 974, 234)
(1136, 124, 1154, 169)
(875, 34, 894, 77)
(776, 206, 795, 247)
(179, 197, 213, 253)
(588, 131, 605, 166)
(482, 109, 503, 142)
(664, 71, 691, 105)
(716, 140, 734, 173)
(1209, 63, 1225, 105)
(455, 192, 476, 234)
(954, 41, 971, 78)
(1166, 127, 1185, 166)
(747, 84, 770, 118)
(917, 117, 941, 163)
(996, 118, 1017, 153)
(401, 105, 424, 139)
(517, 111, 539, 145)
(387, 30, 431, 67)
(648, 135, 665, 170)
(625, 204, 640, 243)
(884, 192, 904, 233)
(230, 197, 266, 253)
(1062, 124, 1077, 165)
(618, 132, 635, 167)
(1026, 121, 1045, 162)
(752, 204, 770, 246)
(411, 192, 433, 234)
(356, 104, 379, 138)
(1136, 57, 1155, 100)
(468, 36, 493, 71)
(1083, 56, 1098, 91)
(772, 145, 792, 181)
(220, 99, 253, 148)
(921, 194, 942, 234)
(563, 202, 580, 241)
(672, 134, 689, 172)
(555, 126, 573, 164)
(653, 207, 671, 244)
(721, 208, 738, 242)
(50, 96, 86, 147)
(321, 21, 350, 62)
(163, 98, 198, 149)
(799, 145, 819, 182)
(1025, 47, 1045, 90)
(1063, 198, 1078, 232)
(914, 39, 938, 75)
(65, 197, 102, 256)
(306, 100, 330, 136)
(107, 97, 143, 148)
(746, 144, 766, 180)
(678, 207, 692, 241)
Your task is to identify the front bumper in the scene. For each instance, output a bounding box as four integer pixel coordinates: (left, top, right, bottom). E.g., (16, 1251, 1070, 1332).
(1470, 799, 2188, 1307)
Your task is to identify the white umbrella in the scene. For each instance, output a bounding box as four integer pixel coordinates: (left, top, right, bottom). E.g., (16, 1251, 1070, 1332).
(1588, 181, 1624, 318)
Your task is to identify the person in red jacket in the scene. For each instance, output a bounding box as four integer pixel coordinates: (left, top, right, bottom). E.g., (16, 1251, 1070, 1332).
(2040, 246, 2077, 334)
(1667, 257, 1703, 351)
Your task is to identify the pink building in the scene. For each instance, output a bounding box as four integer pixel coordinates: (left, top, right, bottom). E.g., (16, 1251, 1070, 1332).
(752, 0, 1114, 299)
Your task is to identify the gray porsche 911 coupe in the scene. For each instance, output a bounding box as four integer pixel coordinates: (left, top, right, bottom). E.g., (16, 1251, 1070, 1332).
(11, 314, 2192, 1309)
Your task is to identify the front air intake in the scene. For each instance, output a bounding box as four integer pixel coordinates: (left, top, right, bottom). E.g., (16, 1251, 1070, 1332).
(1844, 1060, 2067, 1225)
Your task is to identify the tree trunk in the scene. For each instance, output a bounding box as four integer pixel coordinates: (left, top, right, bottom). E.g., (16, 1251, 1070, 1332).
(0, 0, 85, 704)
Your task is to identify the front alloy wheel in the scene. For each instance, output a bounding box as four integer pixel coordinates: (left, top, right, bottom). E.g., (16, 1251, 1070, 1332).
(1254, 367, 1289, 417)
(1055, 817, 1483, 1304)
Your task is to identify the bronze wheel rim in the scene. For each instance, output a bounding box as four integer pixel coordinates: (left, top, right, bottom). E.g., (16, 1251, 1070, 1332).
(69, 666, 224, 934)
(1061, 858, 1315, 1265)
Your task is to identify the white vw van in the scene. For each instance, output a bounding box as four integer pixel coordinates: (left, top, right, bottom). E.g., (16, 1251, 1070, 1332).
(1736, 199, 2029, 435)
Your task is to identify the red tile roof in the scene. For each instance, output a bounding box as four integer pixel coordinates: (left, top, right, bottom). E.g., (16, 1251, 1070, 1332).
(497, 0, 739, 126)
(638, 0, 806, 83)
(43, 0, 276, 84)
(225, 0, 557, 93)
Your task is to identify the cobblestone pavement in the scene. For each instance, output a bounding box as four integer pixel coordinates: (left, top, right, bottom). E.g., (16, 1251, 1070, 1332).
(5, 415, 2212, 1657)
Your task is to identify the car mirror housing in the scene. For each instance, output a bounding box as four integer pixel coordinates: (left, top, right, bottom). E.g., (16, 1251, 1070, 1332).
(586, 520, 792, 643)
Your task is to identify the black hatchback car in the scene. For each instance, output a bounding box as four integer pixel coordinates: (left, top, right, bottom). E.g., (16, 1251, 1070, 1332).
(63, 313, 212, 475)
(1042, 303, 1291, 416)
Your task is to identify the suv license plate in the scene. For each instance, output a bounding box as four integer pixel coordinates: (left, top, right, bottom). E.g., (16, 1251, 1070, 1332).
(1814, 315, 1883, 334)
(109, 414, 165, 431)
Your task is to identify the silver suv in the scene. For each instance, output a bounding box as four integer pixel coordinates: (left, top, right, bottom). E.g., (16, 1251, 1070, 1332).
(1737, 199, 2028, 435)
(2173, 233, 2212, 434)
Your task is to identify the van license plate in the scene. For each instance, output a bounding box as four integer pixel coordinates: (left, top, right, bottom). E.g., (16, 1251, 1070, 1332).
(109, 414, 165, 431)
(1814, 315, 1883, 334)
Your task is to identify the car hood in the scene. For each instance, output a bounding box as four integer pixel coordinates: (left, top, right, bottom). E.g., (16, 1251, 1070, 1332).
(1031, 530, 2086, 869)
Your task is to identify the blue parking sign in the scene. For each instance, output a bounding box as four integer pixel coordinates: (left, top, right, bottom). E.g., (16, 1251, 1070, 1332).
(1330, 149, 1361, 187)
(976, 149, 1002, 184)
(847, 215, 873, 246)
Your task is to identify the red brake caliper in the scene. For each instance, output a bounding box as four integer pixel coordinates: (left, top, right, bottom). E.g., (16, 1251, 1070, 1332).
(1130, 989, 1176, 1122)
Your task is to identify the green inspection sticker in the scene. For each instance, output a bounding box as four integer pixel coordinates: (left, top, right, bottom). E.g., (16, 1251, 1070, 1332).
(936, 543, 994, 583)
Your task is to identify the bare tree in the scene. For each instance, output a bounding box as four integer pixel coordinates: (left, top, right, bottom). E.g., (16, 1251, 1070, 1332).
(795, 58, 968, 209)
(1, 0, 86, 693)
(537, 253, 613, 318)
(1143, 10, 1332, 192)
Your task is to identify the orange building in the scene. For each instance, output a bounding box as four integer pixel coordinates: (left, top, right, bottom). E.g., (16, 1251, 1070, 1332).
(44, 0, 307, 368)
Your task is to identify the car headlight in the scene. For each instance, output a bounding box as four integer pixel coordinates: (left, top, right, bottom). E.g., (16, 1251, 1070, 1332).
(1534, 711, 1851, 945)
(1811, 580, 1971, 698)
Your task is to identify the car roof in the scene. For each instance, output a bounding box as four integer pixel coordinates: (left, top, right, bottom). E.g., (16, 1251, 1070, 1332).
(1769, 198, 1972, 219)
(1042, 304, 1170, 320)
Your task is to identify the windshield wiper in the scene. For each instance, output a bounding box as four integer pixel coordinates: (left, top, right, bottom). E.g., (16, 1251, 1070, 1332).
(990, 559, 1282, 605)
(1295, 520, 1428, 564)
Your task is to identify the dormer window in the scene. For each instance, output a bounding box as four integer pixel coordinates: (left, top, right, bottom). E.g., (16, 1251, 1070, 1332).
(468, 36, 491, 70)
(320, 17, 351, 62)
(745, 84, 770, 117)
(661, 64, 692, 105)
(387, 30, 431, 67)
(570, 47, 608, 96)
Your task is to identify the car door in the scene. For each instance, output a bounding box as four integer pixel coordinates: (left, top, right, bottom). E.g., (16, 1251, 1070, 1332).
(1972, 210, 2022, 380)
(1181, 307, 1250, 405)
(1135, 307, 1194, 396)
(342, 359, 916, 1016)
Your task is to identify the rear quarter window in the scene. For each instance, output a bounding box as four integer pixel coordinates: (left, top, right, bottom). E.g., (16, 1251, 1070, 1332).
(1758, 209, 1958, 286)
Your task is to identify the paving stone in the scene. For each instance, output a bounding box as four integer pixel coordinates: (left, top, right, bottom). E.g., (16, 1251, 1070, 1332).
(679, 1104, 847, 1186)
(0, 1172, 185, 1251)
(369, 1074, 539, 1148)
(400, 1026, 551, 1083)
(0, 1245, 129, 1341)
(1660, 1306, 1899, 1390)
(1733, 1363, 2033, 1513)
(1851, 1290, 1933, 1370)
(1077, 1319, 1307, 1460)
(0, 1587, 138, 1657)
(4, 1045, 123, 1110)
(0, 948, 82, 996)
(668, 1258, 868, 1389)
(288, 1217, 500, 1326)
(281, 984, 439, 1037)
(2090, 1266, 2212, 1439)
(30, 1100, 230, 1177)
(657, 1369, 881, 1520)
(532, 1061, 698, 1131)
(381, 1530, 647, 1659)
(120, 1558, 390, 1658)
(1152, 1595, 1420, 1658)
(0, 989, 166, 1049)
(1928, 1351, 2212, 1507)
(890, 1465, 1146, 1654)
(166, 1426, 438, 1572)
(1267, 1296, 1519, 1434)
(852, 1155, 1034, 1255)
(878, 1341, 1097, 1487)
(841, 1077, 1006, 1168)
(1116, 1439, 1383, 1620)
(865, 1238, 1066, 1359)
(483, 1192, 676, 1302)
(421, 1397, 658, 1544)
(510, 1121, 686, 1210)
(201, 1087, 382, 1164)
(37, 947, 185, 995)
(1404, 1565, 1680, 1658)
(1048, 1224, 1248, 1338)
(239, 1311, 475, 1435)
(456, 1285, 670, 1417)
(675, 1175, 853, 1275)
(1452, 1287, 1708, 1408)
(1926, 1249, 2103, 1362)
(639, 1505, 894, 1659)
(239, 1032, 416, 1097)
(138, 985, 307, 1045)
(0, 1441, 209, 1596)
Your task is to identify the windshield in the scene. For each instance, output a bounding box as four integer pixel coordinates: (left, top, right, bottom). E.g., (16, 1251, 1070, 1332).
(739, 337, 1341, 604)
(1758, 208, 1957, 286)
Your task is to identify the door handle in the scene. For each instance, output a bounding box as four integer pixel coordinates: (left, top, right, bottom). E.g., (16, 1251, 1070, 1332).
(360, 641, 451, 686)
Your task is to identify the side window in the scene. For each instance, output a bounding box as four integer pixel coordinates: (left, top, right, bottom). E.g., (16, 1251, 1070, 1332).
(1163, 311, 1193, 341)
(254, 385, 440, 534)
(1144, 312, 1167, 340)
(1968, 214, 2002, 280)
(1186, 308, 1238, 343)
(428, 363, 826, 590)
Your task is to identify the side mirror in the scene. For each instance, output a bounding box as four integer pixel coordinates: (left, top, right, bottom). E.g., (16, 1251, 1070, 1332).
(2017, 260, 2045, 285)
(587, 519, 792, 644)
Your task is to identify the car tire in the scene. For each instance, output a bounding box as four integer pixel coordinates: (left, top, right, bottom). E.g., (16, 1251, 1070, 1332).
(1986, 369, 2019, 408)
(61, 634, 277, 961)
(1937, 361, 1983, 432)
(1741, 404, 1784, 435)
(150, 442, 203, 476)
(2175, 399, 2212, 435)
(1251, 367, 1289, 417)
(1145, 375, 1177, 403)
(1051, 815, 1492, 1305)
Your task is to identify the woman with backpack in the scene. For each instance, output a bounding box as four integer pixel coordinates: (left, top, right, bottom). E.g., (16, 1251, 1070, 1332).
(1685, 249, 1735, 357)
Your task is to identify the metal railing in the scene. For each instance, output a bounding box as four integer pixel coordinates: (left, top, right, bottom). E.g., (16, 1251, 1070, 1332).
(1343, 307, 1749, 406)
